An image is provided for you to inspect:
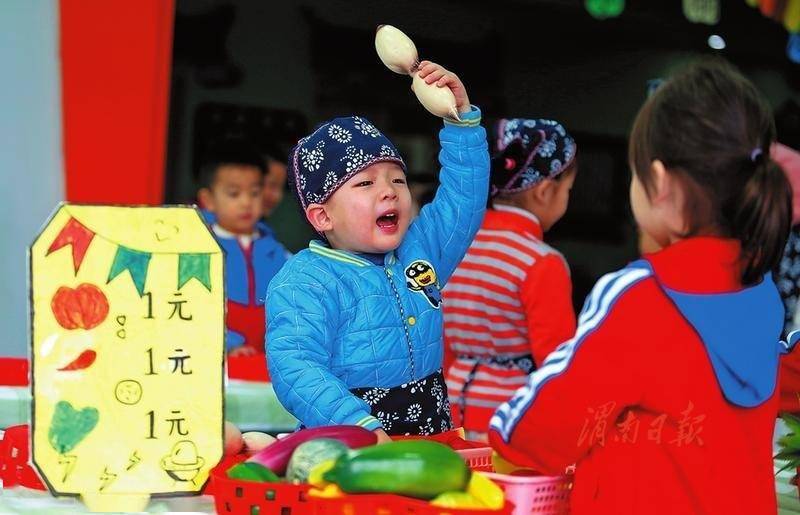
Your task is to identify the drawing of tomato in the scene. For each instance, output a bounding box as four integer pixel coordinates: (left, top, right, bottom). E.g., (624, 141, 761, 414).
(51, 284, 109, 330)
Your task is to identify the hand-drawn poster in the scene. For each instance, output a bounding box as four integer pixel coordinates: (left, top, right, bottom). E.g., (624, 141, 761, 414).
(29, 204, 224, 507)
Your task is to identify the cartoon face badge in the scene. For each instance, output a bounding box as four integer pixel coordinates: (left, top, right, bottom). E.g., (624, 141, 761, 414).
(405, 260, 441, 308)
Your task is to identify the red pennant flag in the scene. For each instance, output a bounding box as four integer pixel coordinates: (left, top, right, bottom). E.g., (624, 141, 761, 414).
(47, 217, 95, 274)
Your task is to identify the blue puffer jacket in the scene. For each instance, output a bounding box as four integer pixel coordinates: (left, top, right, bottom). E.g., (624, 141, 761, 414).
(267, 108, 489, 430)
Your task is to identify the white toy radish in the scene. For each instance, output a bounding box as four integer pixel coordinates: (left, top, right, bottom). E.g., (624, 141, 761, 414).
(375, 24, 461, 120)
(242, 431, 277, 453)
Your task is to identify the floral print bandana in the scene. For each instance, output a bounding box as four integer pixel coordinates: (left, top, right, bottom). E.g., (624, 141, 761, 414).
(491, 118, 577, 196)
(288, 116, 406, 209)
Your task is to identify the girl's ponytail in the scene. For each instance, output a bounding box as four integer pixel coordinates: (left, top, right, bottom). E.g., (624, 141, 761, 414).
(733, 153, 792, 284)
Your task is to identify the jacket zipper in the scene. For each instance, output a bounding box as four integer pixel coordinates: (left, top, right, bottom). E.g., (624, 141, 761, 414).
(384, 266, 416, 379)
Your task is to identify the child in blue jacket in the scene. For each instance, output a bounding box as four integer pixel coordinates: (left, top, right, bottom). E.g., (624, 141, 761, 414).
(266, 62, 489, 440)
(197, 141, 289, 360)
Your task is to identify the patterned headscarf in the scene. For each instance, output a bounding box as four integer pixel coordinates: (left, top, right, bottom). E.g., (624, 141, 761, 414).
(490, 118, 577, 197)
(288, 116, 405, 209)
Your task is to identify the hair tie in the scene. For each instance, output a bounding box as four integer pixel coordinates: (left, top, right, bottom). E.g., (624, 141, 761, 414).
(750, 147, 763, 163)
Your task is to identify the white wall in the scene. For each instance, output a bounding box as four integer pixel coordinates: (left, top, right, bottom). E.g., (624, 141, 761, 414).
(0, 1, 64, 357)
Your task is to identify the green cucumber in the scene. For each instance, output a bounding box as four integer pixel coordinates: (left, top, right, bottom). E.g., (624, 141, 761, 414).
(322, 440, 470, 499)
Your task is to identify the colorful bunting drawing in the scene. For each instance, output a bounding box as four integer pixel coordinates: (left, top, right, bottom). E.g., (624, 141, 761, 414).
(29, 203, 224, 507)
(47, 217, 95, 274)
(45, 210, 213, 296)
(107, 246, 152, 297)
(178, 254, 212, 291)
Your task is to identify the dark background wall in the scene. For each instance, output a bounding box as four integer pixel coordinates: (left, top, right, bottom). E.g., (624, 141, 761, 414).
(164, 0, 800, 308)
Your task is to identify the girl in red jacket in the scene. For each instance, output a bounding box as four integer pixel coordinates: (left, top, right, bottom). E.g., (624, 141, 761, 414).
(490, 60, 794, 514)
(443, 118, 578, 441)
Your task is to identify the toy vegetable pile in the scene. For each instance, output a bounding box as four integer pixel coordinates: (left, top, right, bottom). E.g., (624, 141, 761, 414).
(226, 425, 375, 483)
(224, 426, 505, 511)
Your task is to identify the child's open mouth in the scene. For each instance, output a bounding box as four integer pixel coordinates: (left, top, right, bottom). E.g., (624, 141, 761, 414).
(376, 210, 399, 234)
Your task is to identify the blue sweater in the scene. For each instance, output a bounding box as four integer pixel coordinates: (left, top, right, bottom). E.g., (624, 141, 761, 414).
(267, 108, 489, 430)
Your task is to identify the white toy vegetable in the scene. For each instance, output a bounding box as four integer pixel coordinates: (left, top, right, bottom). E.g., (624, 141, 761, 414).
(375, 25, 461, 120)
(242, 431, 277, 453)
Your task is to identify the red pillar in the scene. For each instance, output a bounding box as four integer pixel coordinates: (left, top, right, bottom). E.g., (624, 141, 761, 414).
(59, 0, 175, 204)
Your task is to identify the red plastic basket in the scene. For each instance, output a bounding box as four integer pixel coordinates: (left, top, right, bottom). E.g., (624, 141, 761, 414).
(210, 452, 512, 515)
(312, 493, 514, 515)
(484, 472, 572, 515)
(392, 429, 493, 472)
(0, 425, 46, 490)
(211, 467, 513, 515)
(390, 430, 456, 443)
(210, 461, 312, 515)
(455, 447, 493, 472)
(211, 428, 507, 515)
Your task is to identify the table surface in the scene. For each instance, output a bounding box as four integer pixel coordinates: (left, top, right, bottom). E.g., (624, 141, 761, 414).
(0, 487, 217, 514)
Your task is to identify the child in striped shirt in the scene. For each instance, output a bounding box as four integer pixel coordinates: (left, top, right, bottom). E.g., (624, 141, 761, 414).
(443, 118, 578, 440)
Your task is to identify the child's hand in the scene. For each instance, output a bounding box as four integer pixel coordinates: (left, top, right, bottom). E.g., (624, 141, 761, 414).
(373, 428, 392, 444)
(229, 346, 258, 357)
(417, 61, 471, 114)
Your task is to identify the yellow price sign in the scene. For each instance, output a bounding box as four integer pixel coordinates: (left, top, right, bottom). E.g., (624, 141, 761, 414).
(29, 204, 224, 508)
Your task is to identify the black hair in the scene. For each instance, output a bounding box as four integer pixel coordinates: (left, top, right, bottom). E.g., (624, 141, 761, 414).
(262, 141, 288, 166)
(197, 139, 266, 190)
(629, 59, 791, 285)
